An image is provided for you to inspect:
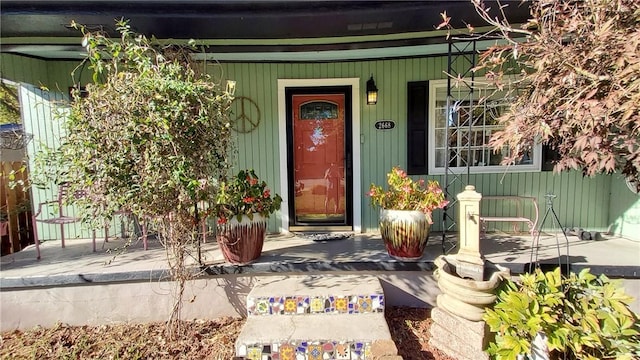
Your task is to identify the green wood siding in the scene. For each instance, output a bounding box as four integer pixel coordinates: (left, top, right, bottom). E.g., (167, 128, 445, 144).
(20, 84, 101, 241)
(609, 176, 640, 240)
(1, 53, 618, 236)
(217, 60, 613, 233)
(0, 54, 48, 86)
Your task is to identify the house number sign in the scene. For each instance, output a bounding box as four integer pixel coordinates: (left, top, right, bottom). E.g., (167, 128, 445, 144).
(375, 120, 395, 130)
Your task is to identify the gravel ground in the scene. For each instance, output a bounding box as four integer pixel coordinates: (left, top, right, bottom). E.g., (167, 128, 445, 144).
(0, 307, 454, 360)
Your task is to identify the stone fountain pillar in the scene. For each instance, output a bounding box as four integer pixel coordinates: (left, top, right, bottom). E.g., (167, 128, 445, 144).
(455, 185, 484, 280)
(429, 185, 510, 360)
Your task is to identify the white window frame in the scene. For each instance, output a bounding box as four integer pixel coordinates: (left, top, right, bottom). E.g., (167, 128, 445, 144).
(427, 78, 541, 175)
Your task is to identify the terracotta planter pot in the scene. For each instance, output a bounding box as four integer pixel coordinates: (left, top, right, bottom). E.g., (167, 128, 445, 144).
(216, 213, 267, 264)
(379, 209, 431, 261)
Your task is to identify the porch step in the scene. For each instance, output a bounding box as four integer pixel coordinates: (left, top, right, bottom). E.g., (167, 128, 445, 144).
(246, 275, 385, 316)
(235, 275, 398, 359)
(235, 313, 396, 358)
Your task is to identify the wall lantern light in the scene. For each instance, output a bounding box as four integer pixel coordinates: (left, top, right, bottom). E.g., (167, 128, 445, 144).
(366, 75, 378, 105)
(226, 80, 237, 96)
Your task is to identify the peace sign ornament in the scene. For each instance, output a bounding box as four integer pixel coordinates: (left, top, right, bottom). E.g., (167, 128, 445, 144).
(230, 96, 261, 133)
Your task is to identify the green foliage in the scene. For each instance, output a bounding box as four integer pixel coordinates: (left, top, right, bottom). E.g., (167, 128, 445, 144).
(213, 169, 282, 223)
(484, 268, 640, 360)
(36, 19, 234, 227)
(0, 81, 20, 125)
(367, 166, 448, 224)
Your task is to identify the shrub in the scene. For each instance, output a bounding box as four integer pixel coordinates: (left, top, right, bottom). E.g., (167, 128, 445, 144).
(484, 267, 640, 360)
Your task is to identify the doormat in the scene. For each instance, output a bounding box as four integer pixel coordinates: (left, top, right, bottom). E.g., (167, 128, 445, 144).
(295, 232, 353, 242)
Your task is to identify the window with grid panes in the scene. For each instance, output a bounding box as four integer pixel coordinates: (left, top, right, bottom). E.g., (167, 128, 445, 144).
(427, 79, 541, 174)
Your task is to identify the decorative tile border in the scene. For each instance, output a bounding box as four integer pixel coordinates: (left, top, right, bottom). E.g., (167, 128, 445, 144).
(247, 295, 384, 316)
(238, 340, 371, 360)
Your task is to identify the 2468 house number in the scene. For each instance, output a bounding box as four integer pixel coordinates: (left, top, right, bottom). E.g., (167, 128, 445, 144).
(374, 120, 395, 130)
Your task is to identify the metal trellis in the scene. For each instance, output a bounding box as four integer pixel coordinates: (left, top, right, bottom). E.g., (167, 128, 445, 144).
(442, 38, 477, 254)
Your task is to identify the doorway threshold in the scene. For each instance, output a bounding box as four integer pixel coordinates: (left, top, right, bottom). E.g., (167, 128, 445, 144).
(289, 225, 352, 232)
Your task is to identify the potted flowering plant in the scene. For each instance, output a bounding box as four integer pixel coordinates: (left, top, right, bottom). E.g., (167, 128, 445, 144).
(368, 166, 448, 260)
(213, 169, 282, 264)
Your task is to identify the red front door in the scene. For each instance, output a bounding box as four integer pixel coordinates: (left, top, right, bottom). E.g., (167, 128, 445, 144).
(287, 88, 352, 228)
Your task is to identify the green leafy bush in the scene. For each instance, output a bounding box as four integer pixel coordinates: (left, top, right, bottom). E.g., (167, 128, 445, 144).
(484, 268, 640, 360)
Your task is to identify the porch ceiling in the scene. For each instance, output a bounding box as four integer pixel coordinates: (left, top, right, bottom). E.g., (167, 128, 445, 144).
(1, 0, 531, 61)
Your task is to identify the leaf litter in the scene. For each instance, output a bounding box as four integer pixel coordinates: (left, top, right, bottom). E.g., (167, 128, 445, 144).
(1, 307, 454, 359)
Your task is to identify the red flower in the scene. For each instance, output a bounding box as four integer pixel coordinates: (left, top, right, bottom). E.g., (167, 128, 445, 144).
(214, 169, 282, 221)
(217, 217, 227, 225)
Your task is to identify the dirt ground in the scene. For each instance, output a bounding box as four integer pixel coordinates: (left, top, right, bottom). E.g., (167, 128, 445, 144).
(385, 307, 455, 360)
(0, 307, 454, 360)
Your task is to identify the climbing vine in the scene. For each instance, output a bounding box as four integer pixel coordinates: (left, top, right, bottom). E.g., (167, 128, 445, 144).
(37, 19, 235, 336)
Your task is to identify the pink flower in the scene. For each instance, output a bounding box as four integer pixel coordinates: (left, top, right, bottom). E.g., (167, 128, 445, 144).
(368, 167, 447, 214)
(393, 167, 407, 178)
(263, 189, 271, 198)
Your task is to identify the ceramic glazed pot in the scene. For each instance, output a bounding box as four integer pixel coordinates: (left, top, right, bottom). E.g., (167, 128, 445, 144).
(379, 209, 431, 260)
(216, 213, 267, 264)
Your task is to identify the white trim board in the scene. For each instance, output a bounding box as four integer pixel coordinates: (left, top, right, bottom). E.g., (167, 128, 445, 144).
(277, 78, 362, 233)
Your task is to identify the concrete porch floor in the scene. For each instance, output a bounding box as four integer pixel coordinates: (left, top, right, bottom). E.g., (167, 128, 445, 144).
(1, 231, 639, 330)
(2, 231, 639, 281)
